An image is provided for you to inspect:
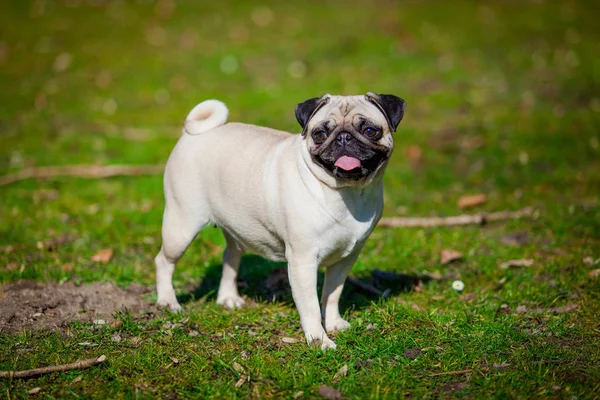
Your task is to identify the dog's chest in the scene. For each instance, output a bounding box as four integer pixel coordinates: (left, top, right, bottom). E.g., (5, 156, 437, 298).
(315, 198, 380, 266)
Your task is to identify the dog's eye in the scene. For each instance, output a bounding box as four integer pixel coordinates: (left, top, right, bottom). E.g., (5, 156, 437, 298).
(363, 127, 380, 139)
(312, 131, 328, 142)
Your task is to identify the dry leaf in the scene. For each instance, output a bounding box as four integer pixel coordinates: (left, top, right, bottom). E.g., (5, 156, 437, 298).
(406, 145, 422, 163)
(71, 376, 83, 384)
(588, 268, 600, 279)
(234, 375, 246, 388)
(91, 248, 113, 263)
(110, 319, 123, 329)
(232, 361, 244, 373)
(500, 259, 534, 269)
(61, 263, 74, 272)
(583, 256, 595, 266)
(28, 387, 42, 394)
(130, 336, 142, 346)
(293, 391, 304, 399)
(281, 337, 301, 344)
(457, 193, 487, 208)
(440, 249, 463, 264)
(318, 385, 345, 400)
(169, 356, 180, 364)
(332, 364, 348, 382)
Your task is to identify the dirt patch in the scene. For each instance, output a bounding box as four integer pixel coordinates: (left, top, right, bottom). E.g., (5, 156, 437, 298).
(0, 281, 154, 333)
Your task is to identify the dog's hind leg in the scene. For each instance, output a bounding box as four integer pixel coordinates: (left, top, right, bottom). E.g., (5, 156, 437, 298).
(216, 230, 245, 309)
(155, 201, 207, 312)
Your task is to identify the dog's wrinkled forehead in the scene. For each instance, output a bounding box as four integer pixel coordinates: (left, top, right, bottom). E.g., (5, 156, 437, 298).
(310, 96, 388, 130)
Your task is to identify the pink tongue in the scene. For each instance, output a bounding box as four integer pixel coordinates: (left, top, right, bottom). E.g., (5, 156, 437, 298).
(334, 155, 361, 171)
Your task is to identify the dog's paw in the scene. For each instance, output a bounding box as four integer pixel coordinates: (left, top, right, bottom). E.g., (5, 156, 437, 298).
(156, 298, 182, 313)
(306, 331, 337, 351)
(216, 295, 245, 310)
(326, 318, 351, 333)
(311, 336, 337, 351)
(320, 337, 337, 351)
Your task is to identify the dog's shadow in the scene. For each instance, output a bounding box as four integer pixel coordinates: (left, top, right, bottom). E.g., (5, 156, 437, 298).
(177, 254, 421, 314)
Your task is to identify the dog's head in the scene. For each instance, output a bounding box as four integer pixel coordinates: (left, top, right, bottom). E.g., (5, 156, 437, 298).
(296, 93, 406, 186)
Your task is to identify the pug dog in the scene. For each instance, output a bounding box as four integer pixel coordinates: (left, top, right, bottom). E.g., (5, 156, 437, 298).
(155, 93, 406, 350)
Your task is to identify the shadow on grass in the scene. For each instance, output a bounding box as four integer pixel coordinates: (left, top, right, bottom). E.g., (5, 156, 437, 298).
(177, 254, 422, 314)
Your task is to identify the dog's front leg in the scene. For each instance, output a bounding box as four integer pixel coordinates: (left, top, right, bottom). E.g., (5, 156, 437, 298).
(288, 260, 336, 350)
(321, 255, 358, 333)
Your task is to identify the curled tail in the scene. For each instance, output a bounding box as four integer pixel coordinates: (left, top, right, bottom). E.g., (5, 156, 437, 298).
(183, 99, 229, 135)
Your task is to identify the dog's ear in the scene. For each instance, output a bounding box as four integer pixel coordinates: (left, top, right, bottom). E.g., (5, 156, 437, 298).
(365, 92, 406, 132)
(295, 94, 331, 136)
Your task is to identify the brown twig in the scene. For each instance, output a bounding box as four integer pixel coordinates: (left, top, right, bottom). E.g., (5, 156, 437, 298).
(0, 355, 106, 379)
(346, 277, 385, 297)
(378, 207, 535, 228)
(0, 164, 165, 186)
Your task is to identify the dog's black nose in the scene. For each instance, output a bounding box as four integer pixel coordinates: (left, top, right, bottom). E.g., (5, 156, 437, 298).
(336, 132, 353, 147)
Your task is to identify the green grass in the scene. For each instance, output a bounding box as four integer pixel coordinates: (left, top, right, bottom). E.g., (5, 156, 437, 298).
(1, 0, 599, 398)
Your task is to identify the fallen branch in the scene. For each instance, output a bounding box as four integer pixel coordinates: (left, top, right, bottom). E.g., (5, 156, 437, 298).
(378, 207, 535, 228)
(0, 164, 164, 186)
(346, 277, 385, 297)
(0, 355, 106, 379)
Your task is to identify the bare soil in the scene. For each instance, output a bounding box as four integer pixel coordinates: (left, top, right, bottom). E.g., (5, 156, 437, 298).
(0, 281, 153, 333)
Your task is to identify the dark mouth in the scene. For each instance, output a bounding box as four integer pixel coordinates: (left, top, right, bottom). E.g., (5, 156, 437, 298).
(314, 152, 387, 180)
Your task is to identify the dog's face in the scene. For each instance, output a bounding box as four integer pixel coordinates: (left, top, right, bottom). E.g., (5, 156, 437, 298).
(296, 93, 406, 184)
